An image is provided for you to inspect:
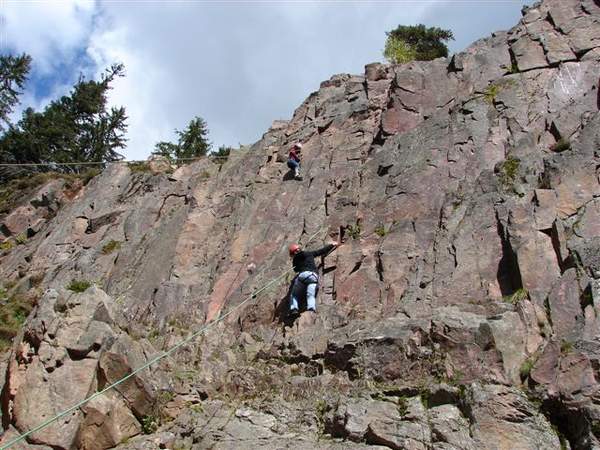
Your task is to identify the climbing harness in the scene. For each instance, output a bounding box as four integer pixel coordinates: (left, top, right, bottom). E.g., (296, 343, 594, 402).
(297, 272, 319, 285)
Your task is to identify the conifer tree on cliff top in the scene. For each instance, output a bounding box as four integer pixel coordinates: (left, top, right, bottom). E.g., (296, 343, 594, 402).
(0, 53, 32, 132)
(153, 116, 211, 162)
(384, 24, 454, 64)
(176, 116, 211, 159)
(0, 61, 128, 169)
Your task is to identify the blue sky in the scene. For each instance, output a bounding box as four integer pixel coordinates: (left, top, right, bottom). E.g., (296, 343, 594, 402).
(3, 0, 534, 160)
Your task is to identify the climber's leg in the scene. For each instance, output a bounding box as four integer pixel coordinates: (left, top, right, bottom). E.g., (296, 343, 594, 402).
(289, 276, 304, 314)
(305, 283, 317, 311)
(288, 159, 298, 173)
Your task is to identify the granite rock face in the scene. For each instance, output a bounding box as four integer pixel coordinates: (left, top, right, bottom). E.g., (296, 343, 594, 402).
(1, 0, 600, 448)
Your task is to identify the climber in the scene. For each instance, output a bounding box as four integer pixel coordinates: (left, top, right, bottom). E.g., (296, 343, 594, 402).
(288, 241, 338, 315)
(287, 143, 302, 180)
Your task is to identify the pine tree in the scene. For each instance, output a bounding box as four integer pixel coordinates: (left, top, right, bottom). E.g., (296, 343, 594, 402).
(0, 53, 32, 131)
(152, 116, 211, 162)
(176, 116, 211, 160)
(0, 62, 128, 170)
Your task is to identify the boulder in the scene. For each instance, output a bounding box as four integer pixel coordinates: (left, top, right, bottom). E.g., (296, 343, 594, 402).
(467, 384, 561, 449)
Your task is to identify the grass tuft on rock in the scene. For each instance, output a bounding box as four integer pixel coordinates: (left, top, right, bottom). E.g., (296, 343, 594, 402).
(503, 288, 528, 305)
(0, 240, 14, 252)
(67, 279, 91, 293)
(560, 340, 573, 355)
(374, 225, 387, 237)
(0, 171, 98, 216)
(498, 156, 520, 190)
(128, 161, 151, 173)
(141, 415, 159, 434)
(519, 357, 535, 380)
(397, 396, 409, 416)
(550, 138, 571, 153)
(101, 240, 122, 254)
(0, 289, 37, 352)
(484, 84, 501, 104)
(346, 223, 361, 240)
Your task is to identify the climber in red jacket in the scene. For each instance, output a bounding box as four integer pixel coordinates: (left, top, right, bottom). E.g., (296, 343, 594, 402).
(288, 241, 338, 315)
(287, 143, 302, 180)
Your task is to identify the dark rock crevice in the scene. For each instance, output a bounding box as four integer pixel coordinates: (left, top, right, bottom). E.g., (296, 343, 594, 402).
(375, 250, 385, 282)
(156, 193, 188, 221)
(85, 211, 123, 234)
(540, 397, 596, 450)
(495, 211, 524, 296)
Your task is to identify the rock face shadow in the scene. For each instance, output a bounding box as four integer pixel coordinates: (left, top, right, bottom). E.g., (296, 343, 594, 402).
(273, 277, 308, 326)
(597, 76, 600, 110)
(283, 169, 296, 181)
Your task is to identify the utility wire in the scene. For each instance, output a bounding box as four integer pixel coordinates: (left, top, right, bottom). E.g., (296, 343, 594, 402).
(0, 156, 229, 167)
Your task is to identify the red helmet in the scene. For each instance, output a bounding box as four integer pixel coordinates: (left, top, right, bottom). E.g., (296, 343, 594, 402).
(288, 243, 301, 256)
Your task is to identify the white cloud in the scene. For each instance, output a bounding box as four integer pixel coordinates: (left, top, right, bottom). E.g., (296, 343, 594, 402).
(3, 0, 96, 74)
(4, 0, 533, 160)
(86, 1, 434, 159)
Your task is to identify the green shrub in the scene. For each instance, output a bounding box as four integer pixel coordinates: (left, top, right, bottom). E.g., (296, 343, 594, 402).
(101, 240, 121, 254)
(550, 138, 571, 153)
(14, 233, 27, 245)
(0, 240, 14, 251)
(67, 280, 91, 293)
(383, 36, 418, 64)
(383, 24, 454, 63)
(503, 288, 528, 305)
(141, 415, 159, 434)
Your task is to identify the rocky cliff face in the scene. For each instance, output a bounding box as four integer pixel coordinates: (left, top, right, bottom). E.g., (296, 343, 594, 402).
(1, 0, 600, 448)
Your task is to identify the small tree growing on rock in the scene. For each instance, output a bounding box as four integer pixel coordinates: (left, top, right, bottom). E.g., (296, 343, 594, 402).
(384, 24, 454, 64)
(152, 116, 211, 162)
